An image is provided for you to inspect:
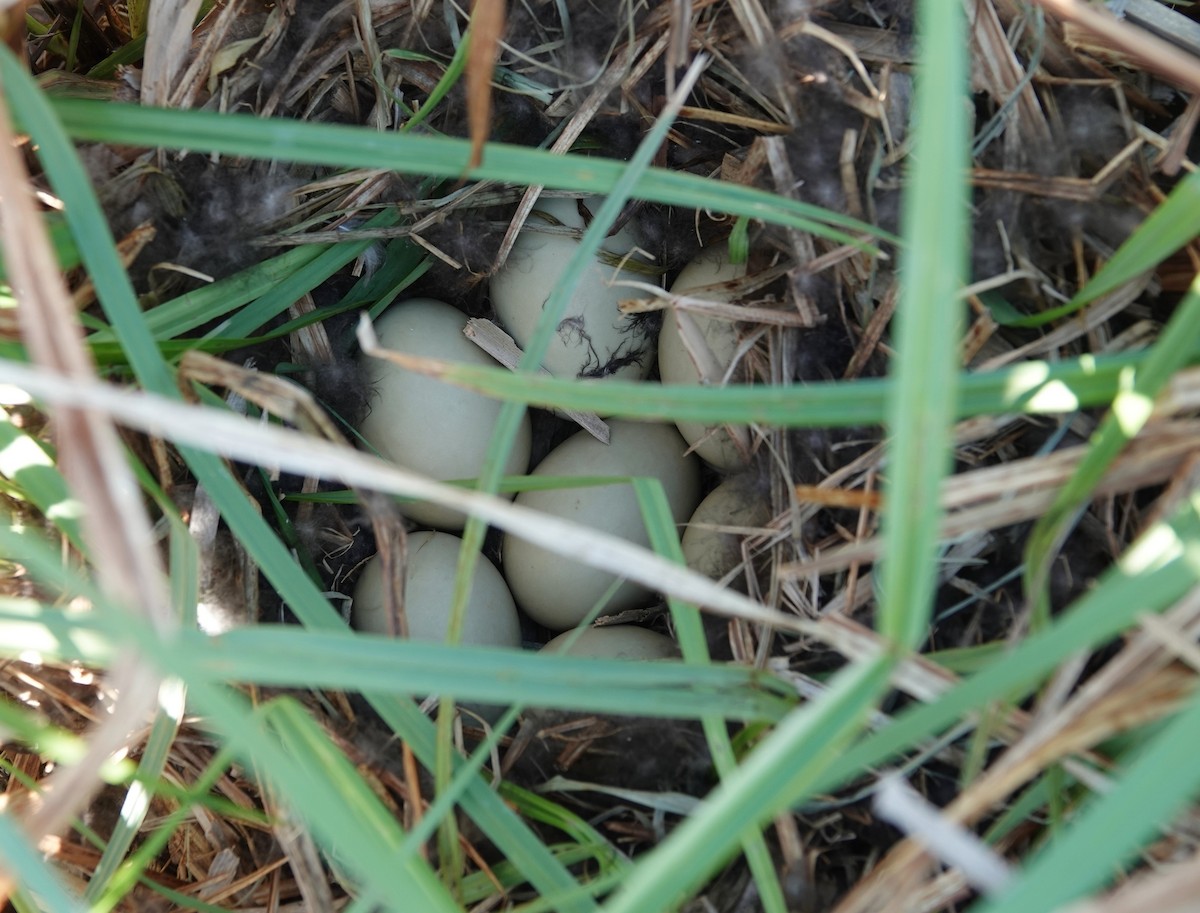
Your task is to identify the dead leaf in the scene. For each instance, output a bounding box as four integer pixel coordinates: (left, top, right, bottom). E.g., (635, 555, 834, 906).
(465, 0, 505, 172)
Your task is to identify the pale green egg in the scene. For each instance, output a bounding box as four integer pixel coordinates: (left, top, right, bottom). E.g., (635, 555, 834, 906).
(659, 248, 752, 470)
(681, 474, 771, 585)
(353, 531, 521, 650)
(490, 196, 658, 383)
(359, 298, 532, 529)
(502, 420, 701, 631)
(541, 626, 678, 659)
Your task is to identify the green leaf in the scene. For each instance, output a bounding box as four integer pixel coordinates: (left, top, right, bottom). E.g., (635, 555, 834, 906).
(0, 407, 86, 554)
(369, 343, 1193, 428)
(876, 0, 970, 649)
(45, 98, 893, 250)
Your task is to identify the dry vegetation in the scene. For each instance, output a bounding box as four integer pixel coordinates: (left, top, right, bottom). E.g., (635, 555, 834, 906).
(2, 0, 1200, 911)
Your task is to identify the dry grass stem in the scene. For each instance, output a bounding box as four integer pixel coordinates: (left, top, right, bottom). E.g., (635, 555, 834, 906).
(781, 419, 1200, 578)
(0, 73, 173, 844)
(1040, 0, 1200, 93)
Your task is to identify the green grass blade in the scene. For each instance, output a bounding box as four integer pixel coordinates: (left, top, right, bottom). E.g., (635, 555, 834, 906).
(393, 34, 467, 133)
(498, 784, 629, 877)
(449, 55, 717, 665)
(83, 680, 186, 904)
(91, 745, 241, 913)
(457, 54, 708, 535)
(45, 98, 892, 248)
(876, 0, 970, 649)
(810, 488, 1200, 799)
(633, 477, 788, 913)
(372, 342, 1193, 428)
(87, 243, 329, 343)
(974, 686, 1200, 913)
(214, 208, 404, 340)
(82, 35, 147, 80)
(1024, 272, 1200, 621)
(0, 605, 789, 720)
(196, 689, 462, 913)
(0, 406, 86, 553)
(366, 693, 598, 913)
(165, 485, 200, 631)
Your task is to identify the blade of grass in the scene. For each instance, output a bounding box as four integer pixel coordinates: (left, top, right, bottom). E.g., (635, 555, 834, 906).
(82, 679, 186, 904)
(288, 474, 668, 503)
(1024, 273, 1200, 623)
(45, 98, 892, 249)
(364, 693, 597, 912)
(0, 605, 791, 720)
(634, 477, 788, 913)
(498, 785, 629, 877)
(344, 342, 1197, 428)
(91, 743, 242, 913)
(89, 231, 426, 352)
(876, 0, 970, 650)
(214, 207, 405, 340)
(203, 688, 462, 913)
(82, 35, 148, 80)
(86, 243, 331, 343)
(391, 34, 466, 133)
(0, 406, 86, 554)
(809, 487, 1200, 802)
(398, 702, 628, 882)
